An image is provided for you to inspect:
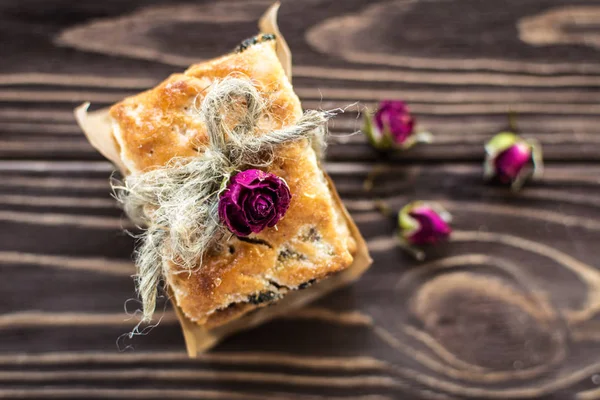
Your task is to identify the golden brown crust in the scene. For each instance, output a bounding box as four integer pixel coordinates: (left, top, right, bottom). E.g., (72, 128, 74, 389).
(110, 40, 302, 173)
(168, 142, 356, 324)
(109, 38, 356, 327)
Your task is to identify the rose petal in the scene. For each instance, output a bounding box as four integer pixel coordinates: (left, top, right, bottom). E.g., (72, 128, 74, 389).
(247, 193, 275, 224)
(406, 206, 452, 245)
(232, 169, 269, 189)
(224, 203, 252, 237)
(373, 100, 416, 146)
(237, 187, 253, 211)
(494, 143, 532, 183)
(250, 212, 277, 233)
(253, 195, 274, 217)
(275, 186, 291, 215)
(217, 195, 229, 222)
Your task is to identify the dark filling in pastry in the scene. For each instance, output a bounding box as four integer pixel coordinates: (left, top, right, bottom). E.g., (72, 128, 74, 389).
(215, 227, 323, 316)
(205, 274, 332, 328)
(298, 279, 317, 289)
(278, 248, 307, 262)
(248, 291, 279, 305)
(301, 227, 322, 242)
(246, 276, 318, 306)
(235, 33, 276, 53)
(236, 235, 273, 248)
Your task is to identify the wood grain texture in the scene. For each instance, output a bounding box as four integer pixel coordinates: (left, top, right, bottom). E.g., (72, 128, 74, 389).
(1, 0, 600, 398)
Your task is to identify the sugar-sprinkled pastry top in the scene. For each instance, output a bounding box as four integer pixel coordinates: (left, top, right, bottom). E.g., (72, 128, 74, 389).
(109, 37, 356, 327)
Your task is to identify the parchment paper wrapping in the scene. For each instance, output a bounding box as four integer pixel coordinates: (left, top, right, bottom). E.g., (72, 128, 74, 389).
(74, 2, 372, 356)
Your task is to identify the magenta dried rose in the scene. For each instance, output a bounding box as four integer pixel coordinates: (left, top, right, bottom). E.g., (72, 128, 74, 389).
(375, 101, 415, 145)
(494, 142, 531, 183)
(218, 169, 291, 236)
(397, 201, 452, 260)
(484, 131, 543, 190)
(363, 100, 432, 150)
(400, 202, 452, 246)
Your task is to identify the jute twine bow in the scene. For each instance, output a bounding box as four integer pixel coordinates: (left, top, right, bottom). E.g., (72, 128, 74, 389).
(114, 77, 336, 323)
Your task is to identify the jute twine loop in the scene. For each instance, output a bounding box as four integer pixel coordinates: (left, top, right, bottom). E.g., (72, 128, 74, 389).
(113, 77, 336, 322)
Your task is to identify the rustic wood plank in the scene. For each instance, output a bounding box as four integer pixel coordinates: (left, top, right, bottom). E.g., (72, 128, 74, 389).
(2, 93, 600, 161)
(1, 162, 600, 398)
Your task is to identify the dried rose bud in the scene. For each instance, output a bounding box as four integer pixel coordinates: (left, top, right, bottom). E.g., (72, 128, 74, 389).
(399, 202, 452, 245)
(363, 100, 432, 150)
(398, 202, 452, 260)
(484, 132, 543, 190)
(218, 169, 291, 236)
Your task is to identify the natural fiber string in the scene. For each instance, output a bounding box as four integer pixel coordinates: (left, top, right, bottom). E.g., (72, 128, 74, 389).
(113, 77, 336, 323)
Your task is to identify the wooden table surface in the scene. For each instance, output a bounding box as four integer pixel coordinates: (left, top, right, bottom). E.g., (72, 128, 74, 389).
(2, 0, 600, 398)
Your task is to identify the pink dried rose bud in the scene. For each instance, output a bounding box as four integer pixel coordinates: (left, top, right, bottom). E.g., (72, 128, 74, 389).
(484, 132, 543, 191)
(398, 201, 452, 260)
(363, 100, 432, 150)
(218, 169, 291, 237)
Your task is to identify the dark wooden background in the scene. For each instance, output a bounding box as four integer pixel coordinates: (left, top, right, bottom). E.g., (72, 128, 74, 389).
(1, 0, 600, 398)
